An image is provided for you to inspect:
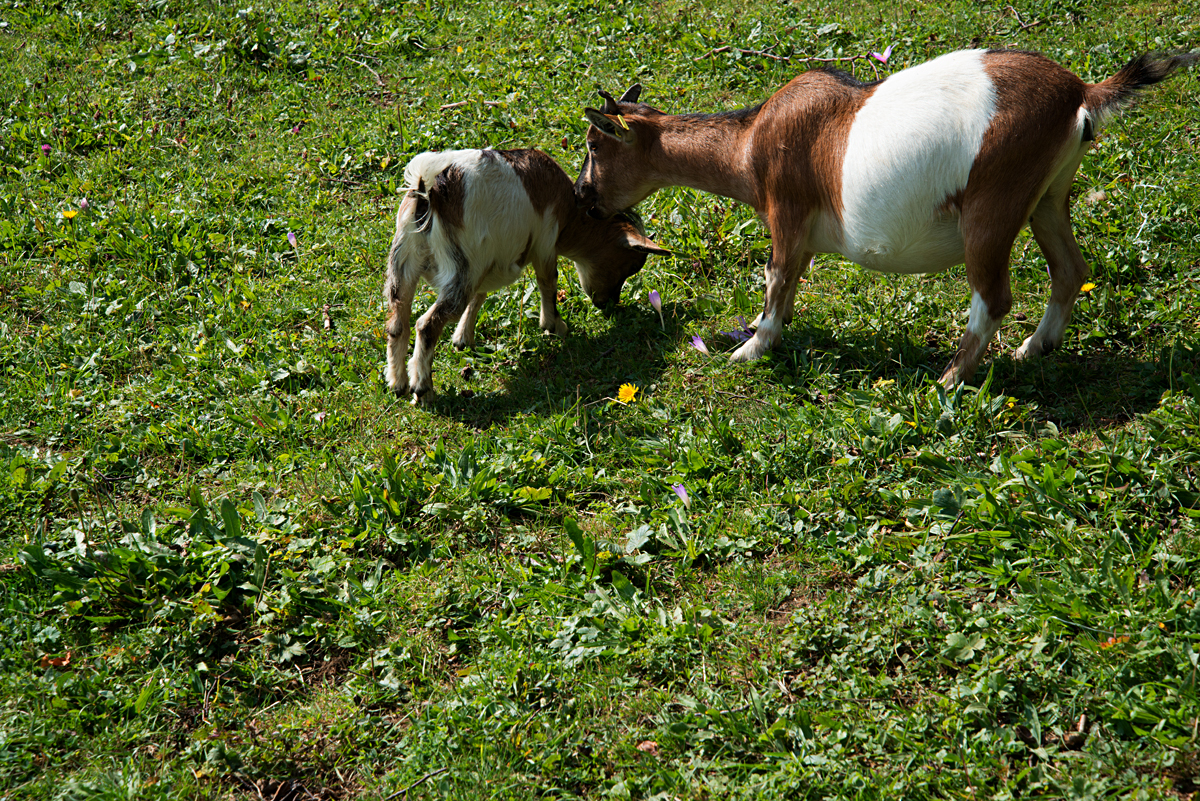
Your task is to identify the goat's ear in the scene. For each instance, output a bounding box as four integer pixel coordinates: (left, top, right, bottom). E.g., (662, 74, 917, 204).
(619, 84, 642, 103)
(584, 108, 634, 143)
(622, 230, 670, 256)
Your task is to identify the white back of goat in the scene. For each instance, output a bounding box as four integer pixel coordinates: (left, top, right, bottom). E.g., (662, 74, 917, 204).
(576, 49, 1197, 387)
(384, 148, 666, 401)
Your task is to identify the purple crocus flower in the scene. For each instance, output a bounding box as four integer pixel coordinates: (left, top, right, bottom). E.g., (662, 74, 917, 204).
(871, 44, 894, 64)
(671, 484, 691, 509)
(722, 315, 754, 343)
(690, 335, 709, 355)
(649, 289, 663, 326)
(79, 198, 89, 210)
(287, 231, 297, 249)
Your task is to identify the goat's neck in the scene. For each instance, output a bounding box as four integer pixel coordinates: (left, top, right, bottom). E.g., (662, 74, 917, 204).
(555, 209, 589, 258)
(556, 200, 613, 261)
(651, 114, 759, 209)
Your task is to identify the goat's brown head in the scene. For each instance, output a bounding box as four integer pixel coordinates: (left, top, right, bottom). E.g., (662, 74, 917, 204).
(575, 84, 664, 219)
(566, 209, 669, 308)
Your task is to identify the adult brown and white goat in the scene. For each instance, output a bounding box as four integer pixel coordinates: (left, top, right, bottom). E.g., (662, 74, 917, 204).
(576, 49, 1197, 387)
(384, 148, 667, 400)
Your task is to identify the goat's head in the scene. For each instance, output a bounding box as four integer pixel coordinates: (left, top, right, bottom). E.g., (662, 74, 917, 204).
(575, 84, 663, 219)
(569, 209, 670, 308)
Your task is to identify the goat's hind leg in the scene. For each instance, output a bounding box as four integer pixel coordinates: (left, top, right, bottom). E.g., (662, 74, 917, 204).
(409, 280, 472, 402)
(384, 253, 419, 396)
(1014, 190, 1090, 361)
(939, 219, 1018, 388)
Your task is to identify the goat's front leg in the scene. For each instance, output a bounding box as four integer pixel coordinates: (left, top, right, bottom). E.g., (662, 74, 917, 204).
(452, 293, 487, 350)
(733, 215, 810, 362)
(408, 282, 472, 402)
(751, 250, 813, 330)
(533, 256, 568, 336)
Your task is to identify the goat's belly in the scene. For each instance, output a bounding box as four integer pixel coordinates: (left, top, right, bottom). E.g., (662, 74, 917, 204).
(476, 261, 525, 294)
(834, 49, 995, 276)
(842, 217, 965, 275)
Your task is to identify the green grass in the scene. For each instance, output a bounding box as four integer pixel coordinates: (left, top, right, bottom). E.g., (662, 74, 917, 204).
(2, 0, 1200, 798)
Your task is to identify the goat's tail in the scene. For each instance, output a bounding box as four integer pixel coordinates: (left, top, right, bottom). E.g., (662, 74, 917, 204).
(1084, 51, 1198, 133)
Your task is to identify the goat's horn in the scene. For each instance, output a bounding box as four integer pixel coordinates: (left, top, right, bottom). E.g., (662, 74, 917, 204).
(597, 89, 620, 114)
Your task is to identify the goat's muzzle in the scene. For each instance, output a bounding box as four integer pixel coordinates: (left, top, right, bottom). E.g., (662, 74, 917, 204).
(587, 287, 623, 310)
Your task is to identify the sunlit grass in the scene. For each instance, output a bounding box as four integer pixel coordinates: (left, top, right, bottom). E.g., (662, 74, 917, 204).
(2, 0, 1200, 798)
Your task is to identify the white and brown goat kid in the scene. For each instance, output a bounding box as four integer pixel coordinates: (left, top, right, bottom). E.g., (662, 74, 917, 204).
(384, 148, 667, 400)
(576, 49, 1197, 387)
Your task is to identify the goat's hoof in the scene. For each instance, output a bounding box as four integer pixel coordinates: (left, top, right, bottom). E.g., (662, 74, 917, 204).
(387, 375, 411, 396)
(1014, 336, 1056, 361)
(386, 365, 408, 395)
(408, 370, 433, 403)
(729, 345, 758, 363)
(938, 362, 975, 389)
(410, 387, 432, 406)
(542, 318, 568, 337)
(729, 333, 774, 363)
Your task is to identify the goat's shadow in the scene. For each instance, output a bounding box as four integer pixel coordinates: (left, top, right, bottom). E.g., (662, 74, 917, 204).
(755, 320, 1193, 430)
(416, 297, 1194, 433)
(965, 349, 1184, 429)
(420, 300, 699, 429)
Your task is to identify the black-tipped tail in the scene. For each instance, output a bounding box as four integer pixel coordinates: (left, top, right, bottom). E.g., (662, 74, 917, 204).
(1085, 51, 1199, 124)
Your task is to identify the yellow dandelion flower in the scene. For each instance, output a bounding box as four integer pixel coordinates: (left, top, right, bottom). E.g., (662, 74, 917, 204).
(62, 209, 78, 220)
(1080, 282, 1097, 293)
(617, 383, 638, 404)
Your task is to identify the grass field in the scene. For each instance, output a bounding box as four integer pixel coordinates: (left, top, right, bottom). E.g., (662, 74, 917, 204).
(3, 0, 1200, 798)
